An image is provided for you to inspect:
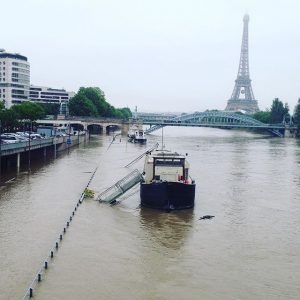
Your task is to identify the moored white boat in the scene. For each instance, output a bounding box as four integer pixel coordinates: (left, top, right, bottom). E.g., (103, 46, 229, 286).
(128, 126, 147, 144)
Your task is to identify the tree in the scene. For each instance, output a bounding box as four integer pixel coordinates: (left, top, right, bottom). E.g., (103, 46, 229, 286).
(270, 98, 289, 124)
(69, 94, 98, 116)
(253, 111, 271, 123)
(0, 101, 5, 110)
(38, 103, 60, 115)
(78, 87, 109, 116)
(12, 102, 45, 121)
(0, 108, 19, 132)
(118, 107, 132, 119)
(69, 87, 132, 119)
(293, 98, 300, 137)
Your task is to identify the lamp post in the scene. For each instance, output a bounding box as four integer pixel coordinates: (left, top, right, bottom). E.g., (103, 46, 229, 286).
(68, 122, 71, 154)
(28, 121, 32, 172)
(54, 127, 57, 159)
(0, 120, 2, 181)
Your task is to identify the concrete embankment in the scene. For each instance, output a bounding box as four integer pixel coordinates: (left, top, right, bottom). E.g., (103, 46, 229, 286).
(0, 132, 89, 175)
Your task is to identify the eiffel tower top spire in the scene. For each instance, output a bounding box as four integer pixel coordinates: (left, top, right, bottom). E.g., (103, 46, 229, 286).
(225, 14, 259, 113)
(238, 14, 250, 78)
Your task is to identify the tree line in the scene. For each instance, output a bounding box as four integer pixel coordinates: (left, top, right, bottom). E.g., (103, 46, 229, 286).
(253, 98, 300, 136)
(68, 87, 131, 119)
(0, 86, 132, 132)
(252, 98, 289, 124)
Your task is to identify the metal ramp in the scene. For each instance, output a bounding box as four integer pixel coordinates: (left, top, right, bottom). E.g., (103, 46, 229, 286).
(144, 124, 165, 134)
(268, 129, 284, 138)
(97, 169, 143, 204)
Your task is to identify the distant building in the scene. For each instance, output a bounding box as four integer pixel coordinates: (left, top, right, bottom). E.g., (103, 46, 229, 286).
(0, 48, 75, 111)
(0, 49, 30, 108)
(29, 85, 75, 105)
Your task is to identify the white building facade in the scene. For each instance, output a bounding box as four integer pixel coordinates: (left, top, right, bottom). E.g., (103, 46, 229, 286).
(29, 85, 75, 104)
(0, 49, 30, 108)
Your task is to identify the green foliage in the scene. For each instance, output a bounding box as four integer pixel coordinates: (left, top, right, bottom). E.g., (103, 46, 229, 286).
(0, 100, 5, 110)
(69, 87, 132, 119)
(0, 108, 20, 132)
(84, 188, 95, 198)
(0, 101, 46, 132)
(270, 98, 289, 124)
(252, 111, 271, 123)
(69, 93, 98, 116)
(293, 99, 300, 137)
(118, 107, 132, 119)
(38, 103, 60, 115)
(12, 101, 45, 121)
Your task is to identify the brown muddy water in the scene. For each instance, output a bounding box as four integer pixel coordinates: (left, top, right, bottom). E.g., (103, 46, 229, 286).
(0, 127, 300, 300)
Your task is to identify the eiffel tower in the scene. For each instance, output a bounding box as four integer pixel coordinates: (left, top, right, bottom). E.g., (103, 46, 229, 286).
(225, 14, 259, 114)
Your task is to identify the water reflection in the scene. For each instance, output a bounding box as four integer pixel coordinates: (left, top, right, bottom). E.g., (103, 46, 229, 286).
(139, 207, 194, 250)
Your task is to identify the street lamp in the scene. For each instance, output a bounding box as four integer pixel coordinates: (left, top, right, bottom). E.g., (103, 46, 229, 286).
(0, 120, 2, 180)
(54, 127, 57, 159)
(68, 121, 71, 154)
(28, 121, 32, 172)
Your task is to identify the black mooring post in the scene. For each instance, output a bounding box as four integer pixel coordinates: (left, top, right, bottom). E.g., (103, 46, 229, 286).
(29, 288, 33, 298)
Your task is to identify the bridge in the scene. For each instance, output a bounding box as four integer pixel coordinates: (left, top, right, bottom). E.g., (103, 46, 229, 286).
(138, 111, 296, 137)
(36, 117, 128, 134)
(36, 111, 296, 138)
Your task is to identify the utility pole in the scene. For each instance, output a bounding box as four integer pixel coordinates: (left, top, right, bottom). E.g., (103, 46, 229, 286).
(54, 127, 57, 159)
(0, 120, 2, 181)
(28, 121, 32, 172)
(68, 122, 71, 154)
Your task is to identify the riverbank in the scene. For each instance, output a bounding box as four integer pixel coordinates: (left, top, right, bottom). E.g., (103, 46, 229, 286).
(0, 132, 89, 181)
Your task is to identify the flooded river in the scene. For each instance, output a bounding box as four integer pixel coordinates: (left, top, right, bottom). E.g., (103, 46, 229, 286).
(0, 127, 300, 299)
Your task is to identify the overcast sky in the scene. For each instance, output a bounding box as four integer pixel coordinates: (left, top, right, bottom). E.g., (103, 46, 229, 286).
(2, 0, 300, 112)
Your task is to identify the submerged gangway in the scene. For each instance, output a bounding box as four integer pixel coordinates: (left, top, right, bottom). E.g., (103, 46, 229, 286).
(97, 169, 143, 204)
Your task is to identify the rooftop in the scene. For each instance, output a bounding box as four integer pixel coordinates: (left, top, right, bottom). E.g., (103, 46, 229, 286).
(0, 49, 28, 62)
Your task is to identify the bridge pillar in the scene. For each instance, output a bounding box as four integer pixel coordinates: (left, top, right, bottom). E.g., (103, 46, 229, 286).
(122, 122, 129, 135)
(284, 127, 295, 138)
(16, 153, 20, 173)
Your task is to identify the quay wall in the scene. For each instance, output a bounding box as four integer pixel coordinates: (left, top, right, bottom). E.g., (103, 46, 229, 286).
(0, 132, 88, 175)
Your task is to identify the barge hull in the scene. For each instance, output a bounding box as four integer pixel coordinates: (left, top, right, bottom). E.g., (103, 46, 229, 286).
(140, 182, 195, 210)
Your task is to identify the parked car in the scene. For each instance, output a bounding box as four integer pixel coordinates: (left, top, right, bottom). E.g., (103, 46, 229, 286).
(55, 132, 67, 137)
(30, 133, 44, 140)
(0, 135, 21, 143)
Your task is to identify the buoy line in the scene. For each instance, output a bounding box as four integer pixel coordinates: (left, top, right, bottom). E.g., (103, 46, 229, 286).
(21, 167, 98, 299)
